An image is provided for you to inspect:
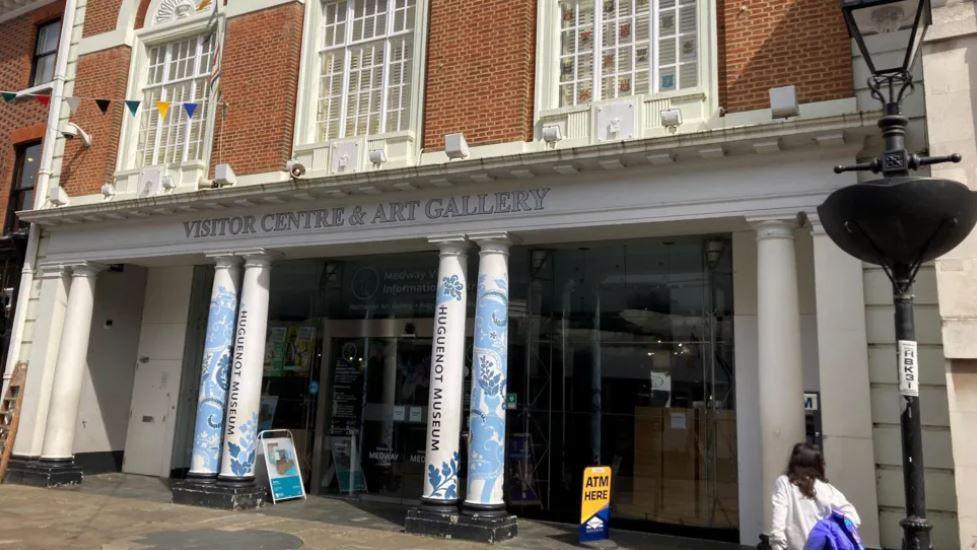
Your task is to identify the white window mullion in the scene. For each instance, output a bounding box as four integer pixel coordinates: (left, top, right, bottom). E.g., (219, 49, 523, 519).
(652, 0, 660, 93)
(337, 1, 355, 139)
(182, 35, 204, 163)
(379, 1, 394, 134)
(593, 2, 603, 102)
(151, 43, 172, 167)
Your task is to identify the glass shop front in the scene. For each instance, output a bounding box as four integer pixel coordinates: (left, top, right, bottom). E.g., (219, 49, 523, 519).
(252, 234, 738, 537)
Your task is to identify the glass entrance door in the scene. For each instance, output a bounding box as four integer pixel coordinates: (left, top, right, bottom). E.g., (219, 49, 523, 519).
(330, 336, 431, 501)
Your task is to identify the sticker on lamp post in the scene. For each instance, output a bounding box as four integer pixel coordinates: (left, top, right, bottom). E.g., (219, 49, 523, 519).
(579, 466, 612, 543)
(898, 340, 919, 397)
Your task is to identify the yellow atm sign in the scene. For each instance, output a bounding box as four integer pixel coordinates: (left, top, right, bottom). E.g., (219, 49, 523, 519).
(579, 466, 612, 542)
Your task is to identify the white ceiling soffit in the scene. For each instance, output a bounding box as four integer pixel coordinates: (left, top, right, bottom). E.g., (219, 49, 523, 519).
(0, 0, 57, 22)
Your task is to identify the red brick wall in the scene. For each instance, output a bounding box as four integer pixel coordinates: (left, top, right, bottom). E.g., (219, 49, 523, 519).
(718, 0, 853, 113)
(422, 0, 536, 150)
(59, 47, 131, 197)
(209, 2, 304, 177)
(83, 0, 124, 37)
(0, 1, 65, 230)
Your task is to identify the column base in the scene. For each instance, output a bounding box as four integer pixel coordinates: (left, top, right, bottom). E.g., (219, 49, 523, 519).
(5, 458, 83, 488)
(405, 506, 517, 544)
(171, 478, 266, 510)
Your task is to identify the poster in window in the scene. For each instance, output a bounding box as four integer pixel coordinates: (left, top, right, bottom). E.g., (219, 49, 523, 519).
(283, 325, 316, 373)
(263, 326, 287, 377)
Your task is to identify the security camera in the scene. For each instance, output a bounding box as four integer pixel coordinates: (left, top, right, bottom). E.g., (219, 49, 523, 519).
(61, 122, 92, 148)
(286, 159, 306, 179)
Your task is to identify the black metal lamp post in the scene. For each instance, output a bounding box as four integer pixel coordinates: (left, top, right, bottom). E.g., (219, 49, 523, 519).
(820, 2, 977, 549)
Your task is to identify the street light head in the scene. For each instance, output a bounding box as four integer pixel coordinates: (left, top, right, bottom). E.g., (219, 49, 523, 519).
(841, 0, 931, 76)
(818, 177, 977, 279)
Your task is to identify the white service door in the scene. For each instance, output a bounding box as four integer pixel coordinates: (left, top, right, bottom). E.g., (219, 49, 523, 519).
(122, 359, 181, 477)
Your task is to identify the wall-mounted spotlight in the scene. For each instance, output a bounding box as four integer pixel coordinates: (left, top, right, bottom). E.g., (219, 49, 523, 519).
(769, 84, 799, 119)
(214, 163, 237, 187)
(444, 133, 469, 160)
(541, 124, 563, 144)
(369, 148, 387, 167)
(660, 108, 683, 132)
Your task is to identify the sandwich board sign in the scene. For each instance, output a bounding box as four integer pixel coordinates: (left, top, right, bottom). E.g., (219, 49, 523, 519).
(580, 466, 612, 542)
(259, 430, 306, 503)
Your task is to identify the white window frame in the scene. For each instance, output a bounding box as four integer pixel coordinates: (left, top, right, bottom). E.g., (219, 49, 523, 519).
(135, 33, 214, 167)
(293, 0, 429, 167)
(115, 5, 223, 190)
(534, 0, 718, 141)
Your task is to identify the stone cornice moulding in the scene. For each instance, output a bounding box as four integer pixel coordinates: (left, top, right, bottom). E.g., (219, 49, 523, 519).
(20, 111, 875, 227)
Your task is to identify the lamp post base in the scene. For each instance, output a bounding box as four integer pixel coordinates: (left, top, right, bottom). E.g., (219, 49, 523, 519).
(405, 506, 517, 544)
(171, 478, 266, 510)
(4, 457, 83, 488)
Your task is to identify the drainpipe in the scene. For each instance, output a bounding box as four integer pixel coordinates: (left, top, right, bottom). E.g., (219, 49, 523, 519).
(2, 0, 78, 390)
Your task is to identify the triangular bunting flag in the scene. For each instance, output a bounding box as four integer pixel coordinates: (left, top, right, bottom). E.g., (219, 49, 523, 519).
(183, 102, 198, 119)
(36, 95, 50, 106)
(156, 101, 171, 120)
(65, 96, 82, 114)
(125, 100, 141, 116)
(2, 92, 15, 103)
(95, 99, 111, 114)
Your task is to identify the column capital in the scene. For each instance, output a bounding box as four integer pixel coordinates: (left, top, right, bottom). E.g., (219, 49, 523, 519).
(749, 218, 798, 241)
(235, 248, 278, 268)
(65, 262, 105, 279)
(36, 263, 66, 279)
(806, 212, 826, 236)
(429, 234, 468, 256)
(207, 253, 243, 270)
(469, 231, 512, 255)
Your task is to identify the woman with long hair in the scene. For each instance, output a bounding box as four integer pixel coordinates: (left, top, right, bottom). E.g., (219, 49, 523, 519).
(769, 442, 860, 549)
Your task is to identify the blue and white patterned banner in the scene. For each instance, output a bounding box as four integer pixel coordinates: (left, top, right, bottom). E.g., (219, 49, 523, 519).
(465, 242, 510, 507)
(189, 258, 240, 476)
(422, 241, 469, 504)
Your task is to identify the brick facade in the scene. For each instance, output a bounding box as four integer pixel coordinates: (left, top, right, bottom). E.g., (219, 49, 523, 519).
(421, 0, 536, 150)
(0, 1, 65, 230)
(82, 0, 122, 37)
(718, 0, 853, 113)
(37, 0, 856, 202)
(208, 2, 304, 177)
(59, 47, 131, 197)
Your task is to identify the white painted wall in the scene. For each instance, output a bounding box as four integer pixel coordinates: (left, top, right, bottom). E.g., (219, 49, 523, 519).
(922, 2, 977, 547)
(733, 230, 762, 546)
(72, 266, 147, 454)
(865, 265, 959, 549)
(121, 265, 194, 478)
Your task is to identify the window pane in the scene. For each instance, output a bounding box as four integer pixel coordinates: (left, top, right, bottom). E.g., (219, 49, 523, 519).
(558, 0, 595, 107)
(136, 34, 214, 168)
(317, 0, 416, 139)
(18, 143, 41, 191)
(31, 53, 56, 86)
(36, 21, 60, 55)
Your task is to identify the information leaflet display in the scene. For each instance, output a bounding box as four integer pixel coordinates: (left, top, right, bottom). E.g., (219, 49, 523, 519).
(579, 466, 612, 543)
(259, 430, 306, 503)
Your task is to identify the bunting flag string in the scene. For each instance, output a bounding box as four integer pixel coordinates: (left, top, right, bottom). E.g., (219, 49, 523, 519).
(0, 90, 221, 121)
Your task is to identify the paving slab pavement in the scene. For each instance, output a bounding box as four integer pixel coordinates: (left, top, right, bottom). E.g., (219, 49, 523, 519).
(0, 474, 748, 550)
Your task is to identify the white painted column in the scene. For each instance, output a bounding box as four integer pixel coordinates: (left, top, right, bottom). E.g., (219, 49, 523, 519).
(39, 262, 104, 461)
(219, 251, 272, 482)
(12, 265, 69, 459)
(465, 233, 510, 511)
(188, 255, 242, 478)
(809, 216, 881, 548)
(422, 236, 468, 508)
(753, 219, 806, 528)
